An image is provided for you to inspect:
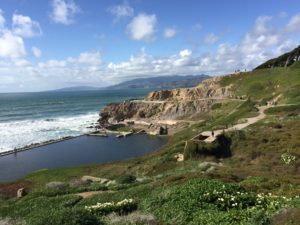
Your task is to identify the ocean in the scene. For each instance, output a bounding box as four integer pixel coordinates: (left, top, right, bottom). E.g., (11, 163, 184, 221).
(0, 89, 151, 153)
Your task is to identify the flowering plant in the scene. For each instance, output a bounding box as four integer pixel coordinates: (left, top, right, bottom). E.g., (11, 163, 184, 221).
(85, 198, 137, 215)
(281, 153, 296, 165)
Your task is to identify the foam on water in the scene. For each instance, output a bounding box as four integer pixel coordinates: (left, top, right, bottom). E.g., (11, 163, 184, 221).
(0, 112, 99, 153)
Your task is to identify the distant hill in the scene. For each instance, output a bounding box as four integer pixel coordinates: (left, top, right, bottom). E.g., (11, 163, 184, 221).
(255, 45, 300, 69)
(50, 86, 101, 92)
(105, 75, 210, 90)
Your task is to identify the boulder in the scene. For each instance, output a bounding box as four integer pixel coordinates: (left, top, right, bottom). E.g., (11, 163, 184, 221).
(81, 175, 109, 184)
(17, 188, 26, 198)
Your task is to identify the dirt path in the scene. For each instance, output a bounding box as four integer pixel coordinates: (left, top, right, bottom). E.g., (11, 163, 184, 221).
(77, 190, 115, 198)
(132, 98, 245, 104)
(193, 95, 282, 143)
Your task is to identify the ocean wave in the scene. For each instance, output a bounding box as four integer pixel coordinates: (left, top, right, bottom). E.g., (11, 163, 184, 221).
(0, 112, 99, 153)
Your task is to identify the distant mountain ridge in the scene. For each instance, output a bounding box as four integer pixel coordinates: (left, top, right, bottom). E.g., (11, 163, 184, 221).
(50, 86, 101, 92)
(105, 75, 210, 90)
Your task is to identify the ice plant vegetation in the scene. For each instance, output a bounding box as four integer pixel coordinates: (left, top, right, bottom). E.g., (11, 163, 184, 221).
(85, 198, 137, 215)
(281, 153, 297, 165)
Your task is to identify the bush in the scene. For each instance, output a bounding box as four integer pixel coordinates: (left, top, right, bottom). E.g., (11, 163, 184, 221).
(144, 179, 300, 225)
(211, 103, 222, 110)
(116, 175, 136, 184)
(27, 209, 102, 225)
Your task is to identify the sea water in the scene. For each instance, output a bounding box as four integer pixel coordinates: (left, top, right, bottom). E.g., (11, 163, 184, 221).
(0, 89, 151, 153)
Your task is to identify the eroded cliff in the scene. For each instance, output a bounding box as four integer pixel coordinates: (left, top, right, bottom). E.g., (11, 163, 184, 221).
(99, 77, 232, 126)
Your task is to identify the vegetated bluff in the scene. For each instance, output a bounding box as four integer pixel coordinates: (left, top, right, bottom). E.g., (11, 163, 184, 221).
(99, 77, 232, 125)
(255, 45, 300, 69)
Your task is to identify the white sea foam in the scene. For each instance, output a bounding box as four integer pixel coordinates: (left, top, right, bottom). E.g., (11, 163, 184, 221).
(0, 113, 99, 153)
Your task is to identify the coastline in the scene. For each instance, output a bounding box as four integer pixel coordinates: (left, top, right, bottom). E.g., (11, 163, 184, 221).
(0, 136, 82, 157)
(0, 128, 151, 158)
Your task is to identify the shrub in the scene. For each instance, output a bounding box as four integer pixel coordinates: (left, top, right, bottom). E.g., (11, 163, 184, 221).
(116, 175, 136, 184)
(183, 140, 198, 159)
(144, 179, 300, 225)
(211, 103, 222, 110)
(27, 209, 102, 225)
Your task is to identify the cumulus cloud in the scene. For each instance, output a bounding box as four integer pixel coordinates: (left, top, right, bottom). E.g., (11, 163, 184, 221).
(38, 51, 101, 69)
(50, 0, 80, 25)
(12, 13, 42, 37)
(287, 13, 300, 33)
(0, 31, 26, 58)
(203, 33, 219, 44)
(14, 59, 31, 67)
(77, 51, 101, 65)
(2, 11, 300, 92)
(108, 1, 134, 23)
(127, 13, 157, 41)
(32, 47, 42, 58)
(164, 27, 176, 38)
(0, 10, 42, 59)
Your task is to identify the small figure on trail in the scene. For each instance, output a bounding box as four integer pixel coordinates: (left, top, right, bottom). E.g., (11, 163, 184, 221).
(212, 130, 214, 137)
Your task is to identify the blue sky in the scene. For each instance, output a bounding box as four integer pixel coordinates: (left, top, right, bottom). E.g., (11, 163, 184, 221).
(0, 0, 300, 92)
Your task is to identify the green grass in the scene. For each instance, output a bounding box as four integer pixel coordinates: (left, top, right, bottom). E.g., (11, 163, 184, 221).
(219, 67, 300, 103)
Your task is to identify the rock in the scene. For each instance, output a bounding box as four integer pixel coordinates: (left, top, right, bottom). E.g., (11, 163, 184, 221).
(17, 188, 26, 198)
(81, 175, 109, 184)
(174, 153, 184, 162)
(198, 161, 220, 172)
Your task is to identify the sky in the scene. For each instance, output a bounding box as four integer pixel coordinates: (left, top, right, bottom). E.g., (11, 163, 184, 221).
(0, 0, 300, 92)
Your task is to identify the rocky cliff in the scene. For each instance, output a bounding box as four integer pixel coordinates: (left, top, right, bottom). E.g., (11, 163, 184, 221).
(99, 77, 232, 126)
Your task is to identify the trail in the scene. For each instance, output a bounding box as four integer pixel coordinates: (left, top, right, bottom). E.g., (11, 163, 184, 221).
(131, 98, 245, 104)
(193, 95, 282, 143)
(76, 190, 115, 198)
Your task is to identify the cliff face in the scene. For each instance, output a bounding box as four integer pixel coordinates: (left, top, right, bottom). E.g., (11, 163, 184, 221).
(145, 77, 231, 101)
(99, 77, 232, 126)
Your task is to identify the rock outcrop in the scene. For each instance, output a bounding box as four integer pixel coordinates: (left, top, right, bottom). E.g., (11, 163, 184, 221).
(99, 77, 232, 126)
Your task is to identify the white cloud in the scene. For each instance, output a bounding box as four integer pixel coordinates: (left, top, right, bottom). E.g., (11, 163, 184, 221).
(14, 59, 31, 67)
(179, 49, 192, 58)
(127, 13, 157, 41)
(164, 27, 176, 38)
(38, 59, 66, 68)
(2, 11, 300, 92)
(78, 51, 101, 65)
(287, 13, 300, 33)
(50, 0, 80, 25)
(0, 31, 26, 58)
(32, 47, 42, 58)
(12, 13, 42, 37)
(203, 33, 219, 44)
(108, 1, 134, 23)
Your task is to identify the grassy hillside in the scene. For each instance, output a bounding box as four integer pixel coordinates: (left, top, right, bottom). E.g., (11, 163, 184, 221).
(220, 66, 300, 104)
(1, 56, 300, 224)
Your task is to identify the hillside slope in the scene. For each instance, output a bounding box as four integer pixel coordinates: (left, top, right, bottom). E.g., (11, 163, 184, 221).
(255, 45, 300, 69)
